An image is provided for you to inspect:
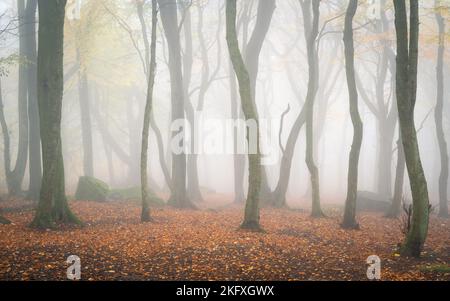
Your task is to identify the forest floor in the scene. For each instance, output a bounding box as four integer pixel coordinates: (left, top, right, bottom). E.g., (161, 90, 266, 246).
(0, 195, 449, 281)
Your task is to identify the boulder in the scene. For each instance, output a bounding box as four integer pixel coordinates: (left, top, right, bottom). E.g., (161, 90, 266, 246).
(75, 176, 110, 202)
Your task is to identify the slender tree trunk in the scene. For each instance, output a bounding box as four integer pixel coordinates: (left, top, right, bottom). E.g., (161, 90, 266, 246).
(434, 6, 449, 218)
(301, 0, 324, 217)
(140, 0, 158, 222)
(377, 121, 395, 198)
(272, 106, 307, 207)
(386, 132, 405, 218)
(25, 0, 41, 201)
(244, 0, 276, 204)
(77, 49, 94, 177)
(394, 0, 430, 257)
(180, 6, 203, 203)
(342, 0, 362, 229)
(226, 0, 262, 230)
(229, 59, 246, 204)
(136, 2, 171, 192)
(158, 0, 193, 209)
(31, 0, 81, 229)
(0, 78, 12, 197)
(8, 0, 29, 196)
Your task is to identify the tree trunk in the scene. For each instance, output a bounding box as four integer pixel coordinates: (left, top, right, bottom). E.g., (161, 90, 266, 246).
(25, 0, 41, 201)
(77, 49, 94, 177)
(0, 78, 12, 196)
(31, 0, 81, 229)
(181, 5, 204, 203)
(386, 132, 405, 218)
(244, 0, 276, 204)
(8, 0, 29, 196)
(140, 0, 158, 222)
(301, 0, 324, 217)
(434, 6, 449, 218)
(226, 0, 262, 230)
(394, 0, 430, 257)
(342, 0, 362, 229)
(229, 59, 246, 204)
(158, 0, 193, 209)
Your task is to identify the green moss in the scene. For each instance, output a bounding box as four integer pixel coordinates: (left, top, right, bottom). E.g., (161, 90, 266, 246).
(75, 176, 110, 202)
(0, 215, 11, 225)
(109, 186, 165, 207)
(419, 264, 450, 273)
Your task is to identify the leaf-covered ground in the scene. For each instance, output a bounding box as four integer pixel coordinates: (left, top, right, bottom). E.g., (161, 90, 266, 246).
(0, 197, 449, 281)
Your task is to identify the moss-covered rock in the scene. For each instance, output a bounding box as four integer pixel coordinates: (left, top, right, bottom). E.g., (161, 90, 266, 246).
(75, 176, 110, 202)
(0, 215, 11, 225)
(109, 187, 165, 207)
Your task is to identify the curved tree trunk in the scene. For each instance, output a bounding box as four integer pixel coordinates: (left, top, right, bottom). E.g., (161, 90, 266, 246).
(229, 59, 246, 204)
(342, 0, 363, 229)
(158, 0, 194, 209)
(25, 0, 41, 201)
(140, 0, 158, 222)
(8, 0, 29, 197)
(244, 0, 276, 204)
(301, 0, 324, 217)
(434, 6, 449, 218)
(226, 0, 262, 230)
(394, 0, 430, 257)
(386, 133, 405, 218)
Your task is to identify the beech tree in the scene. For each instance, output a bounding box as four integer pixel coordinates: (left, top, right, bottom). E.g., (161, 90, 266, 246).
(434, 1, 449, 218)
(31, 0, 81, 229)
(226, 0, 262, 230)
(394, 0, 430, 257)
(158, 0, 194, 208)
(140, 0, 158, 222)
(342, 0, 362, 229)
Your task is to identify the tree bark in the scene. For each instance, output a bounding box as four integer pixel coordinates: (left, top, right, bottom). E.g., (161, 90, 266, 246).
(434, 5, 449, 218)
(394, 0, 430, 257)
(8, 0, 29, 196)
(386, 132, 405, 218)
(158, 0, 193, 208)
(301, 0, 324, 217)
(226, 0, 262, 230)
(77, 50, 94, 178)
(230, 59, 246, 204)
(25, 0, 41, 201)
(244, 0, 276, 204)
(140, 0, 158, 222)
(342, 0, 362, 229)
(31, 0, 81, 229)
(76, 48, 94, 178)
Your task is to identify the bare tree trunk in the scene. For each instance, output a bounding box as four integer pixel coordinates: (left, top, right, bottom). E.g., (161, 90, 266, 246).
(158, 0, 193, 209)
(0, 78, 12, 197)
(434, 5, 449, 218)
(25, 0, 41, 201)
(31, 0, 81, 229)
(342, 0, 362, 229)
(244, 0, 276, 204)
(394, 0, 430, 257)
(226, 0, 262, 230)
(77, 49, 94, 177)
(229, 59, 246, 204)
(140, 0, 158, 222)
(301, 0, 324, 217)
(386, 132, 405, 218)
(8, 0, 29, 196)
